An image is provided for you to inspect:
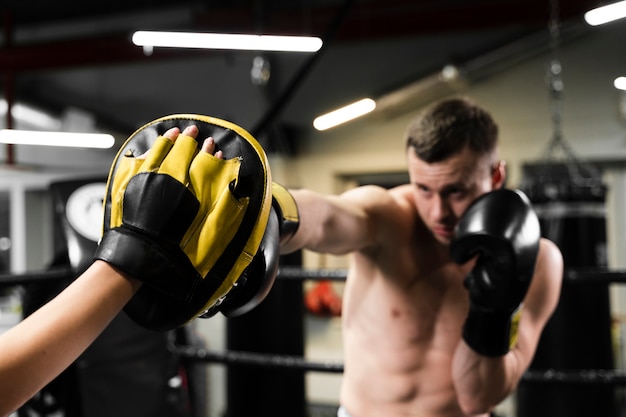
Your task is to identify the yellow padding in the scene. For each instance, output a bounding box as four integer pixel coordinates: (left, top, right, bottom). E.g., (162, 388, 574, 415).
(183, 153, 246, 277)
(109, 136, 174, 229)
(509, 306, 522, 350)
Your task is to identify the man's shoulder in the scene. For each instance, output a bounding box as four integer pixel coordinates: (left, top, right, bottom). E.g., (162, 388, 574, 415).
(537, 237, 564, 279)
(361, 184, 431, 250)
(386, 183, 415, 207)
(365, 184, 418, 222)
(538, 237, 563, 262)
(342, 183, 414, 212)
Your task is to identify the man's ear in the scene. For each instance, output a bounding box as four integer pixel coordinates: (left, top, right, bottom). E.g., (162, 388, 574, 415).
(491, 160, 507, 189)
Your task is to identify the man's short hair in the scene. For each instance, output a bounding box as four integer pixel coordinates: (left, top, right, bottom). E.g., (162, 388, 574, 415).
(405, 97, 498, 163)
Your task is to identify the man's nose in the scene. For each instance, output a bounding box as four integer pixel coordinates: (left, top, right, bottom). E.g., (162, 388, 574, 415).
(431, 195, 451, 221)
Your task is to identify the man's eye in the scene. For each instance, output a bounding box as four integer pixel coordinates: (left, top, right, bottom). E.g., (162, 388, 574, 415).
(450, 190, 467, 199)
(416, 185, 431, 195)
(445, 188, 466, 199)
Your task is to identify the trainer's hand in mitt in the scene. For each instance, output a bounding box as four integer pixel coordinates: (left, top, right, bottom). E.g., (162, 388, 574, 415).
(95, 115, 272, 331)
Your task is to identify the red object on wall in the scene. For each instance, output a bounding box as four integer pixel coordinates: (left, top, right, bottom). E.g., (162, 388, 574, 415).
(304, 280, 342, 317)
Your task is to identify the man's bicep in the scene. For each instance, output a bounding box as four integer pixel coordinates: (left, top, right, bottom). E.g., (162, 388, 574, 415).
(517, 239, 564, 363)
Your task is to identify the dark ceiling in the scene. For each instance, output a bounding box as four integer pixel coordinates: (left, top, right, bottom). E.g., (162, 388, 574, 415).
(0, 0, 604, 153)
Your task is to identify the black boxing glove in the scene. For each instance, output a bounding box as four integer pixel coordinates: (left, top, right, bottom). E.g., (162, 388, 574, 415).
(450, 189, 540, 357)
(209, 182, 299, 317)
(207, 206, 280, 318)
(271, 182, 300, 245)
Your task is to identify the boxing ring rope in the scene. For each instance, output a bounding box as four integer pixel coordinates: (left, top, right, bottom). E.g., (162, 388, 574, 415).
(174, 344, 345, 373)
(3, 266, 626, 285)
(0, 265, 73, 285)
(521, 369, 626, 385)
(173, 343, 626, 385)
(276, 267, 626, 284)
(5, 265, 626, 385)
(277, 266, 349, 282)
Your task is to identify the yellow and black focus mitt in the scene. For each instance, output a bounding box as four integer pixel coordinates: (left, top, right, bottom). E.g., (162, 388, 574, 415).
(95, 114, 272, 331)
(216, 181, 300, 317)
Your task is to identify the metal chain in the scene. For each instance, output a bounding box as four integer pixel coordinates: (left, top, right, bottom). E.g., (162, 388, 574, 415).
(545, 0, 570, 159)
(543, 0, 602, 184)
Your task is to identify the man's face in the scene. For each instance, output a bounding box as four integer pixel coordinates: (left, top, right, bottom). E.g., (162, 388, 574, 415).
(407, 146, 501, 245)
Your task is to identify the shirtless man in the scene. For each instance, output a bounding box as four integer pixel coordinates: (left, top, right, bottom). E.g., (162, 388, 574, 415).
(277, 97, 563, 417)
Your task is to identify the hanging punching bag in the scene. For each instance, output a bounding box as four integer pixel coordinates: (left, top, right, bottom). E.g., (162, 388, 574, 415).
(517, 162, 614, 417)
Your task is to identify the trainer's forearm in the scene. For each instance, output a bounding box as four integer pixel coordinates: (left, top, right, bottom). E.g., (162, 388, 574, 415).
(0, 260, 140, 416)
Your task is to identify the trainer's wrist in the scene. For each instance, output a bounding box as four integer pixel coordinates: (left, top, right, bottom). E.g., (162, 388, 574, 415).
(95, 228, 200, 302)
(91, 259, 143, 292)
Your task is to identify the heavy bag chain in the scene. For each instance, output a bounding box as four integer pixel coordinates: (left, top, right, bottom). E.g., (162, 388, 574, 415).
(542, 0, 603, 187)
(545, 0, 566, 157)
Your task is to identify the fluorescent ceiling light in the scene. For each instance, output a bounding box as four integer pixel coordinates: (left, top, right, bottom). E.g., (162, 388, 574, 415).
(11, 103, 63, 131)
(615, 77, 626, 91)
(0, 99, 62, 130)
(132, 31, 323, 52)
(0, 129, 115, 149)
(313, 98, 376, 131)
(584, 0, 626, 26)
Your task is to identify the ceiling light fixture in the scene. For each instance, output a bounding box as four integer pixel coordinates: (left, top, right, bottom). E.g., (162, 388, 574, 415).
(11, 104, 63, 131)
(313, 98, 376, 131)
(132, 31, 323, 52)
(0, 99, 62, 131)
(0, 129, 115, 149)
(584, 0, 626, 26)
(615, 77, 626, 91)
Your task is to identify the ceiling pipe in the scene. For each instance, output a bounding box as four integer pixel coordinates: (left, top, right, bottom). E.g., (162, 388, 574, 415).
(374, 19, 592, 119)
(251, 0, 356, 138)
